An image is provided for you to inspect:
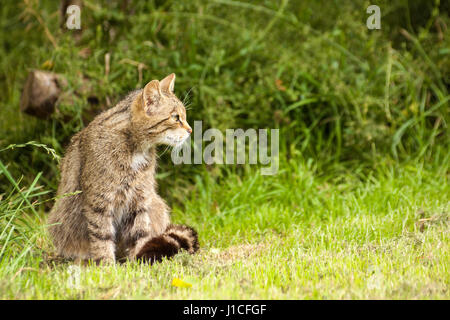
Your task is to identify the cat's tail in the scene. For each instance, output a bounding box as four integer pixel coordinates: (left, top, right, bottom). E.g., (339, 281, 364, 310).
(136, 224, 199, 263)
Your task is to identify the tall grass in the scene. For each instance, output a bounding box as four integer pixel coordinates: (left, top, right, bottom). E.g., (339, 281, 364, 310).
(0, 1, 448, 191)
(0, 142, 57, 274)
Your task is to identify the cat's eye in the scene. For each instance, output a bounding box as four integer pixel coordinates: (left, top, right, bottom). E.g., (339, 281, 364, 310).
(172, 114, 181, 122)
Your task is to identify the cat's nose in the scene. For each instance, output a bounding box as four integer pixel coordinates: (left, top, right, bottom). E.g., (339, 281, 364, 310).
(185, 125, 192, 134)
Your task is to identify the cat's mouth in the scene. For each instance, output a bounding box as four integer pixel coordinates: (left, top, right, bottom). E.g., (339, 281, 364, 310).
(163, 134, 189, 147)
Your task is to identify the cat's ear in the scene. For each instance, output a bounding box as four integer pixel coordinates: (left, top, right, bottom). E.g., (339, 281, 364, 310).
(160, 73, 176, 93)
(142, 80, 162, 114)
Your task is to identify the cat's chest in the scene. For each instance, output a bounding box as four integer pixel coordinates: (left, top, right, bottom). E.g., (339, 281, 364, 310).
(108, 151, 156, 218)
(111, 181, 146, 226)
(131, 152, 150, 171)
(113, 170, 152, 202)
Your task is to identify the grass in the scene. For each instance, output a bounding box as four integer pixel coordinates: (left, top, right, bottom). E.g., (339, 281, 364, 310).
(0, 0, 449, 299)
(0, 155, 448, 299)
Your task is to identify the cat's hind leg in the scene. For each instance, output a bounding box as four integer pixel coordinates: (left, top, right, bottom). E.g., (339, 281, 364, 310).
(136, 224, 199, 263)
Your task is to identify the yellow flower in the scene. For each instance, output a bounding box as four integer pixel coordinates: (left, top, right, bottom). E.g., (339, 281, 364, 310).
(171, 278, 192, 288)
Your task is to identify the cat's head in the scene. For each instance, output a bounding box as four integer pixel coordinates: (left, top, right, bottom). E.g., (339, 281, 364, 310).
(131, 73, 192, 148)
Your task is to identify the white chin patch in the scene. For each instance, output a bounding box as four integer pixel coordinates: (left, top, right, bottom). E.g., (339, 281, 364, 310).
(161, 131, 189, 147)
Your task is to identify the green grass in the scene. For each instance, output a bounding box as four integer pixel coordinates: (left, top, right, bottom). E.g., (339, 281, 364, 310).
(0, 0, 449, 299)
(0, 155, 448, 299)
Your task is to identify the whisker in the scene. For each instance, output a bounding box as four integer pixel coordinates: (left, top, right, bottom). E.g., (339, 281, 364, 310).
(158, 144, 171, 158)
(182, 87, 195, 105)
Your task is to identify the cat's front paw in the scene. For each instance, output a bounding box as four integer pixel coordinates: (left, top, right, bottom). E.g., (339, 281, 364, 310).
(88, 254, 116, 266)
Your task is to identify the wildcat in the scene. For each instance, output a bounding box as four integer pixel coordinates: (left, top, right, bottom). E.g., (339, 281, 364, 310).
(48, 74, 199, 264)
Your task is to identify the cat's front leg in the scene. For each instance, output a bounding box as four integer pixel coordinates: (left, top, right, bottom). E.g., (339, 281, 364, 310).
(125, 198, 170, 259)
(83, 203, 116, 264)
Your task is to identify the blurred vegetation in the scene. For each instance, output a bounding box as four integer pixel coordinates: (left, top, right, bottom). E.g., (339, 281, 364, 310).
(0, 0, 448, 226)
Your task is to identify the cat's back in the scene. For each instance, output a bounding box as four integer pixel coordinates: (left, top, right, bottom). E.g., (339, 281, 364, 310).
(58, 89, 141, 190)
(57, 131, 82, 195)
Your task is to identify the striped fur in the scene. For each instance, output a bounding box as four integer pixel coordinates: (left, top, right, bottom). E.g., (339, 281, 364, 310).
(47, 74, 198, 263)
(136, 224, 199, 263)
